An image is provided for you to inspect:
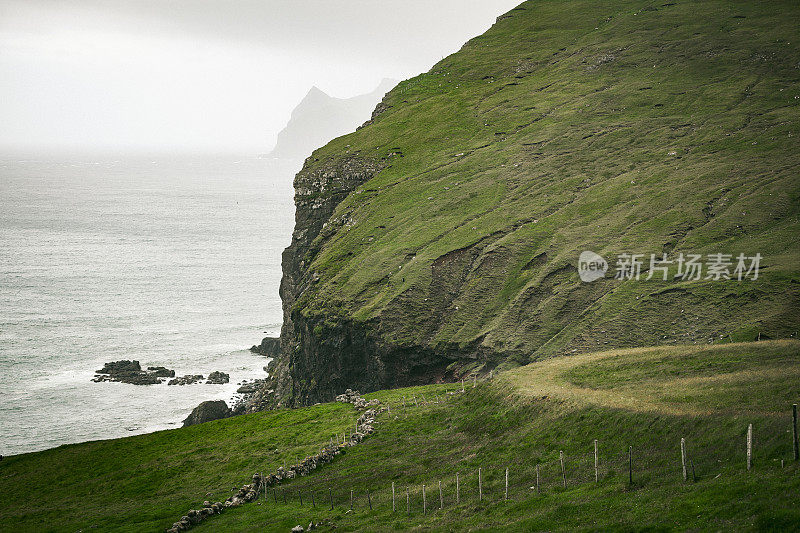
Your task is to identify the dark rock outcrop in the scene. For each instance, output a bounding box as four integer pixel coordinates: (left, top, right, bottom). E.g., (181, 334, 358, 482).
(249, 337, 280, 357)
(182, 400, 231, 427)
(168, 375, 204, 386)
(205, 371, 230, 385)
(148, 366, 176, 378)
(97, 360, 141, 374)
(92, 360, 174, 385)
(269, 313, 470, 406)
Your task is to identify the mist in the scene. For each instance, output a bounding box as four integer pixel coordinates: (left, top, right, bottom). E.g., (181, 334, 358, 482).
(0, 0, 521, 153)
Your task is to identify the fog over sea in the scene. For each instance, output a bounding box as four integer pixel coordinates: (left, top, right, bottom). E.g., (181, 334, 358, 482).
(0, 153, 298, 456)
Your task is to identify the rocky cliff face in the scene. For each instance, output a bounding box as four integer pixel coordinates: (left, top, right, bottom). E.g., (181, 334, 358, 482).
(266, 155, 383, 405)
(262, 154, 477, 406)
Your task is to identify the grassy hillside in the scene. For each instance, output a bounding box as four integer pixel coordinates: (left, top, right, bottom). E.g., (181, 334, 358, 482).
(3, 340, 800, 531)
(0, 403, 358, 532)
(279, 0, 800, 392)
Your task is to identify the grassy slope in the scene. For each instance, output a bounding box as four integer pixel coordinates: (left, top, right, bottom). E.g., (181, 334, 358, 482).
(0, 403, 357, 532)
(3, 340, 800, 532)
(294, 0, 800, 364)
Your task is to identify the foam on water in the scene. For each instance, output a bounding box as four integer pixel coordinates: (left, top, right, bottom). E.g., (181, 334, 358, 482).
(0, 153, 298, 456)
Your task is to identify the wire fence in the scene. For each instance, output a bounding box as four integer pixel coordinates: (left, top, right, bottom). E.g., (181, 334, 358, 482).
(260, 447, 798, 517)
(241, 397, 800, 519)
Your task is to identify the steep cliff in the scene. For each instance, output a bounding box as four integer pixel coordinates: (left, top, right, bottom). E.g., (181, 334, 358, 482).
(261, 0, 800, 407)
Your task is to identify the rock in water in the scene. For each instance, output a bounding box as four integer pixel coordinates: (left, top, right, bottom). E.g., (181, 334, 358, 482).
(147, 366, 175, 378)
(182, 400, 231, 427)
(92, 360, 173, 385)
(96, 360, 141, 374)
(168, 374, 204, 386)
(206, 371, 230, 385)
(250, 336, 281, 357)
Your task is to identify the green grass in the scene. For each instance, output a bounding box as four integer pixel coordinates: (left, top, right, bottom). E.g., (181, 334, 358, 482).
(3, 341, 800, 531)
(285, 0, 800, 372)
(0, 403, 357, 532)
(4, 6, 800, 528)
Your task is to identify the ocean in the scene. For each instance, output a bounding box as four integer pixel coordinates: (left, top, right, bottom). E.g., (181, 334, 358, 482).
(0, 153, 299, 456)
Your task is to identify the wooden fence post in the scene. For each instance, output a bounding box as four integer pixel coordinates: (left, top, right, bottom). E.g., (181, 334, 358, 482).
(298, 491, 303, 506)
(473, 374, 477, 388)
(406, 488, 410, 516)
(461, 379, 465, 392)
(747, 423, 753, 471)
(628, 446, 633, 484)
(439, 480, 443, 509)
(456, 473, 460, 503)
(793, 404, 799, 461)
(392, 482, 396, 512)
(311, 491, 315, 508)
(594, 440, 599, 482)
(560, 451, 566, 488)
(505, 467, 509, 500)
(350, 489, 353, 510)
(273, 488, 278, 503)
(423, 484, 427, 514)
(478, 467, 483, 501)
(367, 490, 372, 511)
(681, 438, 687, 481)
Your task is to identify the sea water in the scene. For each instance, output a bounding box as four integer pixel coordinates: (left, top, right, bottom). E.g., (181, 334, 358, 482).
(0, 153, 299, 455)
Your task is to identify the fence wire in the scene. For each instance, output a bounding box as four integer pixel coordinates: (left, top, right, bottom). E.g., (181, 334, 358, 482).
(235, 399, 800, 522)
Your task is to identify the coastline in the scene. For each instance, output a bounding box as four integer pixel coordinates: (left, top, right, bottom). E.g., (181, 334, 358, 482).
(1, 347, 273, 457)
(0, 154, 295, 457)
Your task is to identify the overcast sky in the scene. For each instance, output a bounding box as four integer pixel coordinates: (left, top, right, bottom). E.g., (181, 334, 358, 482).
(0, 1, 520, 153)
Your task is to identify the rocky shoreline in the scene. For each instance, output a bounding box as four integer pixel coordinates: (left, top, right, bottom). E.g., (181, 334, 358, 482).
(177, 377, 273, 427)
(91, 358, 281, 430)
(92, 360, 230, 386)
